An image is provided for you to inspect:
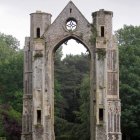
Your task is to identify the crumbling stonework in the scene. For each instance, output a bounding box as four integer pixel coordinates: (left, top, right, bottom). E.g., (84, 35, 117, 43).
(21, 1, 121, 140)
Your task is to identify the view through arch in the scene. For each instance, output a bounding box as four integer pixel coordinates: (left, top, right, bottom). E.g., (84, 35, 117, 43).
(54, 39, 90, 139)
(61, 39, 87, 59)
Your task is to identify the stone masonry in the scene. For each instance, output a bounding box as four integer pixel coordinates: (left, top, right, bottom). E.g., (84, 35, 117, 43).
(21, 1, 122, 140)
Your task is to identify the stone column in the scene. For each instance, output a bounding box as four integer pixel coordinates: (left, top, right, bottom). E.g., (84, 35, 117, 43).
(21, 37, 33, 140)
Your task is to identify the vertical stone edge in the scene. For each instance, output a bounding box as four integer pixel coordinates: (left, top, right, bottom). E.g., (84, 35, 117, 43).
(21, 37, 33, 140)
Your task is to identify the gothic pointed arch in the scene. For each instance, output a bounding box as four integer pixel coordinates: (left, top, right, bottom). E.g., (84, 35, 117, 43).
(21, 1, 121, 140)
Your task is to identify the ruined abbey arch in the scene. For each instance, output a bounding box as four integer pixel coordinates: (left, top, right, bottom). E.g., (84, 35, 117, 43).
(21, 1, 121, 140)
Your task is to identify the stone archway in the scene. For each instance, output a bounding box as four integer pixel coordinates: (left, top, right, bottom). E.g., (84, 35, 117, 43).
(51, 36, 91, 139)
(21, 1, 121, 140)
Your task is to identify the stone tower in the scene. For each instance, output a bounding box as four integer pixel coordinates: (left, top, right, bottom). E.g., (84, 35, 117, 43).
(21, 1, 121, 140)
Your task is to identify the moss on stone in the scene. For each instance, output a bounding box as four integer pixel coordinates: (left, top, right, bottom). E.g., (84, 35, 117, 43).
(34, 51, 43, 58)
(96, 48, 106, 60)
(89, 25, 97, 45)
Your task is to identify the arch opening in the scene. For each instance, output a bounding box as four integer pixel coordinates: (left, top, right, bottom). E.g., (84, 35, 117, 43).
(53, 38, 91, 140)
(53, 36, 91, 56)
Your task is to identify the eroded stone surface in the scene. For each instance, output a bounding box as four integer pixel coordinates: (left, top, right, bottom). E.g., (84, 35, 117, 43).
(21, 1, 121, 140)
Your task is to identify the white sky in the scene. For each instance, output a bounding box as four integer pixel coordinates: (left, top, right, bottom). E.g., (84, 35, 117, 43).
(0, 0, 140, 55)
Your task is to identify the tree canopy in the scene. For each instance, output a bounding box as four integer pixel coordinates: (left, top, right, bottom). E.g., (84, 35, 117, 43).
(0, 33, 23, 140)
(116, 25, 140, 140)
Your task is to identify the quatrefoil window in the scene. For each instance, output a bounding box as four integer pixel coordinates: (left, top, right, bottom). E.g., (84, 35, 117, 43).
(66, 18, 77, 31)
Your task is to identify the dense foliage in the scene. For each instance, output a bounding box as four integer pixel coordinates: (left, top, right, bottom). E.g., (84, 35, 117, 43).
(0, 33, 23, 140)
(116, 25, 140, 140)
(0, 25, 140, 140)
(54, 47, 90, 139)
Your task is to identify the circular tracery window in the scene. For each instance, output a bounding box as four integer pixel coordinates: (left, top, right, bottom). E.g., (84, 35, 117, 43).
(66, 18, 77, 31)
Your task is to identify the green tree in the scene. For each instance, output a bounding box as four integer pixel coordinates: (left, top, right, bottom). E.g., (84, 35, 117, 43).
(75, 74, 90, 140)
(0, 32, 23, 140)
(54, 47, 90, 139)
(116, 25, 140, 140)
(0, 33, 19, 50)
(59, 53, 90, 123)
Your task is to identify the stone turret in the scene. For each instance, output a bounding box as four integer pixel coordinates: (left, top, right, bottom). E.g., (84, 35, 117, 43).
(92, 9, 113, 40)
(30, 11, 52, 38)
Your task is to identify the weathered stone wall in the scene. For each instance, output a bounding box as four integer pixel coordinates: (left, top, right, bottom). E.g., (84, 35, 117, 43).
(21, 37, 33, 140)
(21, 1, 121, 140)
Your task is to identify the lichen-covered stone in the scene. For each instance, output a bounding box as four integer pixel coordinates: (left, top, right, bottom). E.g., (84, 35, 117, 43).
(21, 1, 121, 140)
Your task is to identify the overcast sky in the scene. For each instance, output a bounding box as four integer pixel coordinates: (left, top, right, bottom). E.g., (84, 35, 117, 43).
(0, 0, 140, 51)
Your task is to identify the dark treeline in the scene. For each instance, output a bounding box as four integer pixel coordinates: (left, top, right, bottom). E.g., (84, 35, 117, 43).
(117, 25, 140, 140)
(0, 33, 23, 140)
(54, 47, 90, 140)
(0, 25, 140, 140)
